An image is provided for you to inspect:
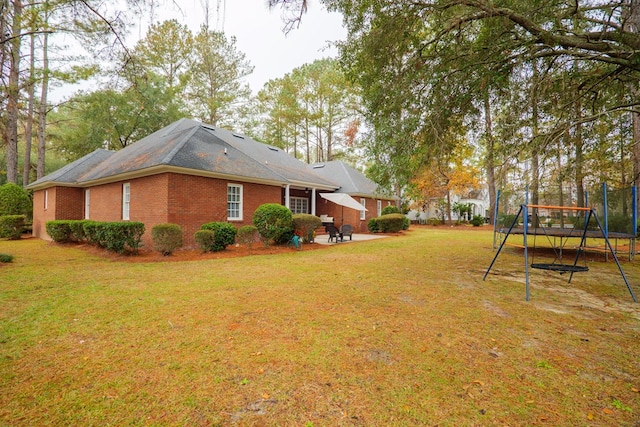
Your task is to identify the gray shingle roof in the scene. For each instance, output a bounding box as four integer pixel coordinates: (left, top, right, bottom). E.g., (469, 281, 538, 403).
(27, 119, 340, 190)
(311, 161, 382, 196)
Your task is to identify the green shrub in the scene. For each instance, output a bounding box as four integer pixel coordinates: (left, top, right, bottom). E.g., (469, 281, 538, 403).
(498, 214, 518, 228)
(402, 216, 410, 230)
(376, 213, 407, 233)
(46, 220, 73, 242)
(607, 213, 633, 234)
(201, 222, 237, 251)
(194, 229, 216, 252)
(569, 215, 598, 231)
(368, 217, 380, 233)
(293, 214, 322, 243)
(0, 253, 13, 263)
(152, 223, 183, 255)
(100, 222, 145, 253)
(253, 203, 294, 245)
(0, 183, 31, 217)
(236, 225, 259, 247)
(470, 215, 485, 227)
(426, 217, 443, 226)
(83, 221, 104, 246)
(82, 221, 144, 253)
(0, 215, 26, 240)
(69, 221, 89, 241)
(381, 205, 400, 215)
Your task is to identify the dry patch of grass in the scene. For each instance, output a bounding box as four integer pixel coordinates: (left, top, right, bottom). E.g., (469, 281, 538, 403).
(1, 227, 639, 426)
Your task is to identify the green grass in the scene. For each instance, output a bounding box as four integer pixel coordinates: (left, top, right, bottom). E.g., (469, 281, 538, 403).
(1, 228, 639, 426)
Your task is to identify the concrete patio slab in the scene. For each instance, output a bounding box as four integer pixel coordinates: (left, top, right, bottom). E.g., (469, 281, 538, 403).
(313, 233, 389, 245)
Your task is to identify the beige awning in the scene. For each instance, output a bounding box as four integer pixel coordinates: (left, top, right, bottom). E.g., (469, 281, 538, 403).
(320, 193, 368, 211)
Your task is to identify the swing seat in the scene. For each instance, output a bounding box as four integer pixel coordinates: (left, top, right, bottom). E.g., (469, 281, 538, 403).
(530, 263, 589, 273)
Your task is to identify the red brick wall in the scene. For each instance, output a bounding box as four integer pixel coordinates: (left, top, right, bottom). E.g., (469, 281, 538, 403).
(32, 187, 83, 240)
(166, 174, 281, 247)
(30, 174, 393, 246)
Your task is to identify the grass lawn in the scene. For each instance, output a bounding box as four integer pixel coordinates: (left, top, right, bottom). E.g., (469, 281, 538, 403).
(1, 227, 639, 426)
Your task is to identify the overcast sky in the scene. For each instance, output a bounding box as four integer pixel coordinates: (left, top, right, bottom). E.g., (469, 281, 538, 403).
(152, 0, 347, 93)
(49, 1, 347, 102)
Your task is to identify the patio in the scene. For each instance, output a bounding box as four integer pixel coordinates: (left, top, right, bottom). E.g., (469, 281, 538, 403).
(313, 232, 389, 245)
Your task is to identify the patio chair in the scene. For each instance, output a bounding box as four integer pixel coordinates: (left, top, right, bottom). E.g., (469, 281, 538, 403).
(340, 224, 354, 241)
(325, 225, 341, 243)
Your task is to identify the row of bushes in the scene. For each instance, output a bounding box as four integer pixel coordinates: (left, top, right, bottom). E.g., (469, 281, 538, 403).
(149, 206, 323, 255)
(46, 220, 145, 254)
(43, 203, 409, 255)
(152, 222, 243, 255)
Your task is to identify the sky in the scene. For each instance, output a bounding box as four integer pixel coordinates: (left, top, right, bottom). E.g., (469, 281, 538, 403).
(154, 0, 347, 93)
(49, 1, 347, 101)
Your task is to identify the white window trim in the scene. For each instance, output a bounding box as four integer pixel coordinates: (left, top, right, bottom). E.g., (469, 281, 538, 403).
(85, 189, 90, 219)
(122, 183, 130, 221)
(290, 196, 309, 214)
(227, 183, 243, 221)
(360, 198, 366, 220)
(377, 200, 382, 217)
(44, 190, 48, 210)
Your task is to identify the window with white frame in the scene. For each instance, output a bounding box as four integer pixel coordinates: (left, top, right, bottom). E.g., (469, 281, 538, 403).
(227, 184, 243, 220)
(377, 200, 382, 217)
(44, 190, 48, 210)
(290, 197, 309, 214)
(84, 189, 90, 219)
(360, 198, 366, 220)
(122, 183, 130, 220)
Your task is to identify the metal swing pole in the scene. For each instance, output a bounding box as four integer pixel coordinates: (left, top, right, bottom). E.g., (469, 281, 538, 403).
(483, 205, 524, 281)
(493, 189, 501, 250)
(591, 209, 637, 303)
(569, 209, 592, 284)
(523, 204, 530, 301)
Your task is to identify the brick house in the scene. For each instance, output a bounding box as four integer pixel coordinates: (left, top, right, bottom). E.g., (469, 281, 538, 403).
(28, 119, 395, 247)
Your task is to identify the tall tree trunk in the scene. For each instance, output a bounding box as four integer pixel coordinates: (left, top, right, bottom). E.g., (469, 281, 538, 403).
(6, 0, 22, 184)
(624, 0, 640, 210)
(23, 31, 35, 186)
(574, 90, 585, 207)
(558, 134, 565, 227)
(632, 103, 640, 209)
(37, 24, 49, 179)
(483, 92, 496, 224)
(530, 63, 540, 226)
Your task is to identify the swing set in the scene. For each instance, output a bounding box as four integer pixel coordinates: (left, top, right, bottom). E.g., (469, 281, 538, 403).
(483, 204, 638, 302)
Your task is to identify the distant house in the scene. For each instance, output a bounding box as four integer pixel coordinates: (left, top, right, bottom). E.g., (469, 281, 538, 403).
(27, 119, 394, 247)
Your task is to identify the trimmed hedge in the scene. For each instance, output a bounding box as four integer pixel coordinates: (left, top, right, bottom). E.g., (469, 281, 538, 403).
(46, 220, 145, 253)
(0, 215, 26, 240)
(69, 221, 89, 241)
(83, 221, 103, 246)
(368, 213, 407, 233)
(46, 220, 73, 242)
(200, 222, 237, 252)
(152, 223, 183, 255)
(253, 203, 294, 245)
(236, 225, 259, 247)
(97, 222, 145, 253)
(292, 214, 322, 243)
